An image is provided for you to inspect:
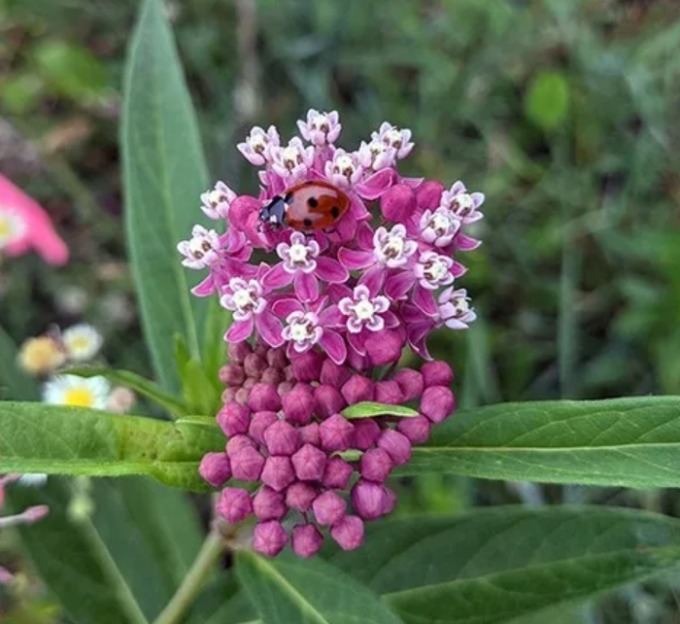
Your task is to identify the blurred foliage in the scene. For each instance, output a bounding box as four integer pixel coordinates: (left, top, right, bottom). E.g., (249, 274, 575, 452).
(2, 0, 680, 621)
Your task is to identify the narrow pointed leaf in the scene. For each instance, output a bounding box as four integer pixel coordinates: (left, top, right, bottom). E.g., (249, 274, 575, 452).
(342, 402, 419, 419)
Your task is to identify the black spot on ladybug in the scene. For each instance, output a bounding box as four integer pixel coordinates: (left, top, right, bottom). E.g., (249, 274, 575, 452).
(331, 205, 340, 218)
(308, 197, 318, 208)
(303, 218, 313, 228)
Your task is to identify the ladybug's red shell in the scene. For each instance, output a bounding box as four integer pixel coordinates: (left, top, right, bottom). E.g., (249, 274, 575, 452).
(284, 181, 351, 231)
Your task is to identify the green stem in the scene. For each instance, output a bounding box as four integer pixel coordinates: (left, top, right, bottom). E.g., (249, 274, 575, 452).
(152, 532, 225, 624)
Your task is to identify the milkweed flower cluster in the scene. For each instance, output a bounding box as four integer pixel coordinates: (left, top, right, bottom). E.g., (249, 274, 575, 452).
(180, 109, 483, 557)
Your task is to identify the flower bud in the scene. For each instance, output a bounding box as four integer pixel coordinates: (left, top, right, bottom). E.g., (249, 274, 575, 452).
(291, 444, 327, 481)
(291, 351, 324, 382)
(228, 341, 252, 365)
(374, 380, 404, 406)
(217, 487, 252, 523)
(352, 418, 381, 451)
(397, 415, 431, 445)
(248, 411, 278, 445)
(351, 480, 388, 520)
(421, 361, 454, 387)
(252, 486, 286, 521)
(230, 446, 265, 481)
(248, 382, 282, 412)
(312, 490, 346, 526)
(320, 414, 355, 452)
(314, 385, 346, 419)
(220, 364, 245, 387)
(267, 347, 288, 369)
(285, 481, 317, 512)
(415, 180, 445, 211)
(292, 524, 324, 558)
(244, 352, 268, 379)
(261, 366, 284, 385)
(253, 520, 287, 557)
(421, 385, 455, 423)
(360, 448, 393, 482)
(217, 403, 250, 437)
(199, 452, 232, 487)
(330, 515, 364, 551)
(341, 375, 375, 405)
(282, 385, 316, 425)
(277, 381, 294, 396)
(222, 387, 238, 404)
(320, 359, 352, 388)
(261, 456, 295, 492)
(347, 349, 370, 373)
(226, 434, 255, 456)
(393, 368, 424, 402)
(381, 183, 415, 223)
(377, 429, 411, 466)
(254, 342, 270, 357)
(284, 365, 296, 381)
(322, 457, 354, 489)
(300, 422, 321, 447)
(234, 387, 250, 406)
(243, 378, 257, 390)
(264, 421, 301, 456)
(365, 329, 404, 367)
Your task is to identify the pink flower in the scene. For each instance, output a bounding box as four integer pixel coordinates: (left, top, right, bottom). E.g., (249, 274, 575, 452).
(323, 148, 364, 189)
(0, 173, 68, 266)
(177, 225, 222, 270)
(339, 223, 418, 274)
(440, 181, 485, 225)
(271, 137, 314, 182)
(419, 208, 462, 247)
(437, 287, 477, 329)
(200, 181, 237, 220)
(372, 122, 414, 160)
(297, 110, 342, 146)
(237, 125, 280, 166)
(356, 140, 396, 171)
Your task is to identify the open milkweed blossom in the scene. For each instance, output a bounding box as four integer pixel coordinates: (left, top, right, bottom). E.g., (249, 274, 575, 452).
(179, 109, 483, 557)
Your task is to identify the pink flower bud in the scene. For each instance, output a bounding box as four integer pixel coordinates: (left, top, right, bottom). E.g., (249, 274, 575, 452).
(261, 456, 296, 492)
(217, 403, 250, 437)
(300, 422, 321, 447)
(377, 429, 411, 466)
(220, 364, 245, 387)
(222, 387, 238, 404)
(415, 180, 445, 211)
(244, 353, 268, 379)
(347, 349, 370, 373)
(352, 418, 381, 451)
(397, 415, 431, 444)
(291, 444, 327, 481)
(243, 378, 257, 390)
(341, 375, 375, 405)
(252, 486, 286, 521)
(235, 387, 250, 406)
(331, 515, 365, 551)
(248, 411, 278, 445)
(228, 341, 252, 364)
(374, 380, 404, 405)
(278, 381, 294, 396)
(322, 456, 354, 489)
(284, 365, 296, 381)
(365, 329, 404, 367)
(199, 452, 232, 487)
(393, 368, 424, 402)
(267, 347, 288, 369)
(320, 414, 355, 452)
(320, 359, 352, 388)
(254, 342, 270, 357)
(285, 481, 317, 512)
(314, 385, 346, 419)
(230, 446, 265, 481)
(381, 183, 415, 223)
(421, 361, 454, 387)
(253, 520, 288, 557)
(264, 421, 301, 456)
(312, 490, 347, 526)
(351, 480, 388, 520)
(217, 487, 252, 523)
(282, 385, 316, 425)
(292, 524, 324, 558)
(261, 367, 284, 385)
(291, 350, 324, 382)
(360, 448, 393, 482)
(226, 434, 255, 456)
(421, 385, 455, 423)
(248, 382, 282, 412)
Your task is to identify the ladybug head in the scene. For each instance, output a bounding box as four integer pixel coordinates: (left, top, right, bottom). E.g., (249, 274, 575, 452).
(259, 196, 288, 230)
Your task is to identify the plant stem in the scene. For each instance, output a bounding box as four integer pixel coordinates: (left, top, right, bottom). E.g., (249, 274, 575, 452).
(152, 531, 225, 624)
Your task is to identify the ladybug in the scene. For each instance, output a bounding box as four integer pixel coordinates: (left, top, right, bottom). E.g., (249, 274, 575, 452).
(259, 180, 350, 231)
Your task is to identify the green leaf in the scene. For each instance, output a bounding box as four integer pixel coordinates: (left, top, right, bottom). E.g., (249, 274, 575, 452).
(181, 357, 221, 416)
(122, 0, 210, 392)
(176, 415, 220, 428)
(331, 506, 680, 624)
(400, 397, 680, 488)
(0, 402, 223, 492)
(524, 70, 570, 131)
(65, 366, 188, 418)
(342, 402, 419, 419)
(236, 551, 404, 624)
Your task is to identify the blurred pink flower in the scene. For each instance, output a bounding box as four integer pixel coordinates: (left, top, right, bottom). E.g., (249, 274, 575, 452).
(0, 173, 68, 266)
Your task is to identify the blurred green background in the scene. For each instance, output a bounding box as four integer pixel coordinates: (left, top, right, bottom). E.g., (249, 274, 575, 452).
(2, 0, 680, 622)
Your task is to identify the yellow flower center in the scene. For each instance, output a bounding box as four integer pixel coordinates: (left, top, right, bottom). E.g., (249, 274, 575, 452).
(63, 387, 96, 407)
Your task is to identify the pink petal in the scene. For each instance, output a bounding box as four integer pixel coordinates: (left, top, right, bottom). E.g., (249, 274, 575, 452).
(327, 283, 352, 303)
(319, 304, 343, 328)
(272, 297, 304, 318)
(385, 271, 414, 300)
(256, 311, 284, 348)
(401, 176, 424, 188)
(294, 271, 319, 303)
(263, 263, 294, 290)
(383, 311, 400, 328)
(315, 257, 349, 283)
(348, 330, 366, 356)
(413, 283, 438, 317)
(456, 233, 481, 251)
(226, 318, 254, 343)
(336, 213, 358, 241)
(320, 331, 347, 365)
(451, 261, 467, 278)
(408, 323, 434, 361)
(358, 267, 385, 297)
(355, 169, 397, 200)
(338, 248, 374, 271)
(191, 275, 216, 297)
(356, 221, 374, 250)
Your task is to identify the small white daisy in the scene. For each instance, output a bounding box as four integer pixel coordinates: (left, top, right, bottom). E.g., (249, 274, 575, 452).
(18, 473, 48, 487)
(0, 209, 26, 250)
(62, 324, 103, 362)
(43, 375, 111, 409)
